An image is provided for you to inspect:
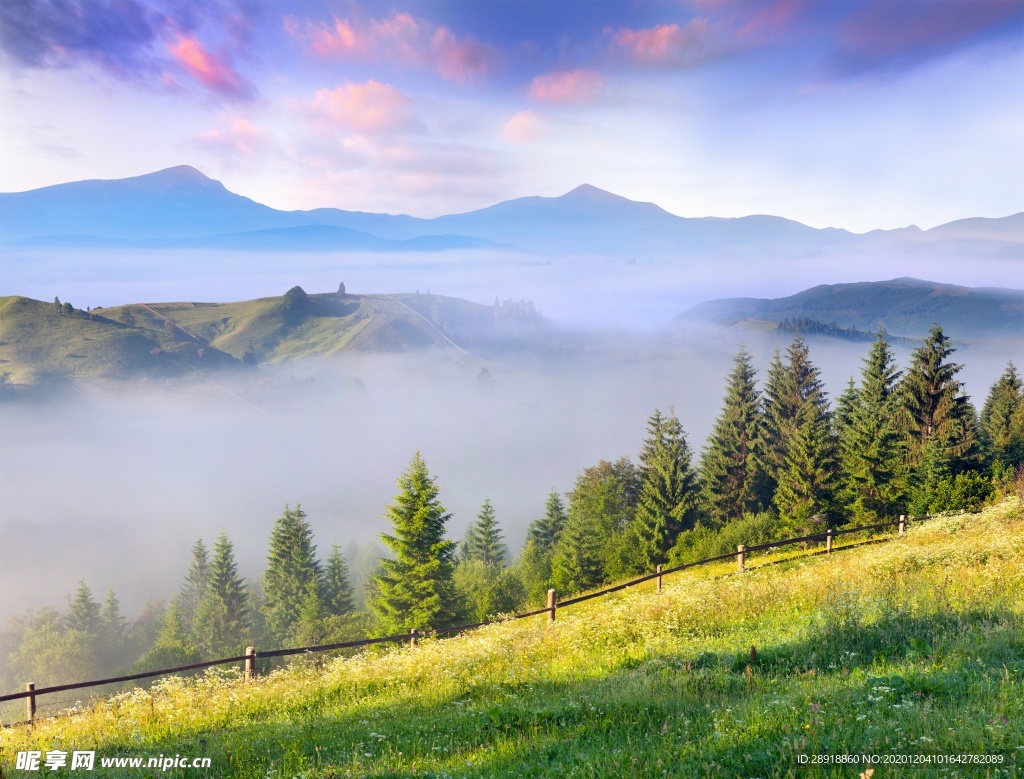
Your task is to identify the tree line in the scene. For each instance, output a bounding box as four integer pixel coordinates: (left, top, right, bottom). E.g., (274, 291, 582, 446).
(2, 326, 1021, 696)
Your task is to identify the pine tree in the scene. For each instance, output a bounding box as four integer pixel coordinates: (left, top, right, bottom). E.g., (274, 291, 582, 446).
(293, 579, 330, 647)
(178, 538, 209, 630)
(463, 498, 507, 568)
(700, 349, 765, 522)
(194, 532, 250, 655)
(100, 588, 125, 639)
(838, 334, 907, 521)
(262, 504, 323, 642)
(767, 338, 839, 529)
(980, 361, 1024, 468)
(322, 544, 355, 616)
(550, 508, 605, 595)
(833, 378, 859, 439)
(66, 580, 101, 634)
(370, 453, 463, 634)
(525, 490, 567, 552)
(632, 409, 701, 567)
(754, 349, 791, 495)
(898, 325, 978, 471)
(136, 600, 200, 670)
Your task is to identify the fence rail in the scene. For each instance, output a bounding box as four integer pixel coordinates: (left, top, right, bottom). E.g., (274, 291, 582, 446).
(2, 512, 939, 725)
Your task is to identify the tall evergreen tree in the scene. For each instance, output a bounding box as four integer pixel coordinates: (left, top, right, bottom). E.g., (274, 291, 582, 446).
(262, 504, 323, 642)
(833, 378, 859, 439)
(550, 507, 605, 595)
(838, 334, 907, 521)
(765, 337, 839, 529)
(754, 349, 791, 496)
(632, 409, 701, 567)
(980, 361, 1024, 468)
(701, 349, 765, 521)
(898, 325, 978, 471)
(194, 532, 250, 655)
(178, 538, 209, 630)
(462, 498, 507, 568)
(65, 580, 102, 635)
(322, 544, 355, 616)
(370, 453, 463, 634)
(525, 490, 567, 552)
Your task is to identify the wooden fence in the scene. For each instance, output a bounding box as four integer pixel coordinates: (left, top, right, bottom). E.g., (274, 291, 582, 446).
(1, 512, 928, 727)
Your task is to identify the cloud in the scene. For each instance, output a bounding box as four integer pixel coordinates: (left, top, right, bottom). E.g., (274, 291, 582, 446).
(286, 10, 498, 82)
(610, 19, 725, 67)
(502, 110, 547, 145)
(0, 0, 258, 101)
(195, 117, 270, 158)
(168, 35, 255, 101)
(528, 70, 604, 103)
(828, 0, 1024, 79)
(310, 81, 417, 135)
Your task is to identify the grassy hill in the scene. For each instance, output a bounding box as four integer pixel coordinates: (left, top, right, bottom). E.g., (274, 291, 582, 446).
(0, 291, 548, 384)
(3, 499, 1020, 777)
(0, 297, 241, 384)
(679, 278, 1024, 338)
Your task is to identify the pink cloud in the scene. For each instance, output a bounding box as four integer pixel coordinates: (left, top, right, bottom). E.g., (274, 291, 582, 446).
(168, 36, 254, 100)
(528, 70, 605, 103)
(611, 19, 722, 67)
(311, 81, 417, 135)
(196, 118, 270, 158)
(285, 11, 497, 82)
(502, 110, 547, 144)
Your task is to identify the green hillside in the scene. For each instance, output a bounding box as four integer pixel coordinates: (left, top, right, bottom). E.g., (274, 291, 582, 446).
(680, 278, 1024, 338)
(0, 297, 240, 384)
(3, 500, 1020, 777)
(0, 291, 546, 384)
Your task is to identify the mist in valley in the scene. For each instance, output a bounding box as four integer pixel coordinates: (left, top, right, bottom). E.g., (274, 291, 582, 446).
(0, 320, 1017, 632)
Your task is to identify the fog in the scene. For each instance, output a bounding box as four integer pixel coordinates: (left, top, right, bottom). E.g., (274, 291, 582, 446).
(2, 240, 1019, 329)
(0, 326, 1016, 624)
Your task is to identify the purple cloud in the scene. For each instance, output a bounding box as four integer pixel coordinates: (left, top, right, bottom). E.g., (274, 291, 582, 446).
(0, 0, 258, 100)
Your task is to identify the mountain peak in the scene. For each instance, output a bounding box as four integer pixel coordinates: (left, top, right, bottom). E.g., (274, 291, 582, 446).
(560, 183, 627, 202)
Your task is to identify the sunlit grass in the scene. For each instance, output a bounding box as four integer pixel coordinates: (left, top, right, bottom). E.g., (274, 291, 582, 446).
(3, 499, 1022, 777)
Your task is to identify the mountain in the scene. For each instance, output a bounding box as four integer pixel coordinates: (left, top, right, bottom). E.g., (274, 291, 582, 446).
(4, 166, 1020, 255)
(678, 278, 1024, 338)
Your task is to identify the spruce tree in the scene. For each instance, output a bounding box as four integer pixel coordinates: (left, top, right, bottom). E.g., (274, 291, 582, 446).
(767, 337, 839, 529)
(980, 361, 1024, 468)
(632, 409, 701, 567)
(463, 498, 508, 568)
(66, 580, 101, 634)
(833, 378, 859, 439)
(194, 532, 250, 655)
(550, 508, 605, 595)
(754, 349, 791, 496)
(701, 349, 765, 522)
(178, 538, 209, 630)
(898, 325, 978, 471)
(262, 504, 323, 642)
(838, 334, 907, 521)
(370, 453, 463, 634)
(322, 544, 355, 616)
(525, 490, 567, 552)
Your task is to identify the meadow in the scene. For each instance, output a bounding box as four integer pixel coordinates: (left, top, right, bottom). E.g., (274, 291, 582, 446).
(2, 499, 1021, 778)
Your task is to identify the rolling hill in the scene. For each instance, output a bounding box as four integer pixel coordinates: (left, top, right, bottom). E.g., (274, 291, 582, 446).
(0, 289, 548, 385)
(0, 296, 242, 384)
(678, 278, 1024, 338)
(3, 166, 1020, 256)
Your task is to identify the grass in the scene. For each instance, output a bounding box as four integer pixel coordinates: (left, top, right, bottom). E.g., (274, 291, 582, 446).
(2, 499, 1022, 778)
(0, 297, 239, 384)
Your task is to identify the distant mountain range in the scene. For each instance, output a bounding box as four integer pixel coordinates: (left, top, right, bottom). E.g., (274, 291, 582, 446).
(678, 278, 1024, 339)
(2, 166, 1021, 255)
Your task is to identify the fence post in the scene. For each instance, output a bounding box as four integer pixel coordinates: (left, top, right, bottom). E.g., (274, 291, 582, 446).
(410, 628, 418, 648)
(826, 529, 833, 554)
(656, 564, 663, 592)
(899, 515, 906, 536)
(26, 682, 35, 723)
(244, 646, 255, 681)
(737, 545, 746, 573)
(547, 589, 556, 623)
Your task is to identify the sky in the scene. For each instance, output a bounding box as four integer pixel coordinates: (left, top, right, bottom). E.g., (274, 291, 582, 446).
(1, 0, 1022, 231)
